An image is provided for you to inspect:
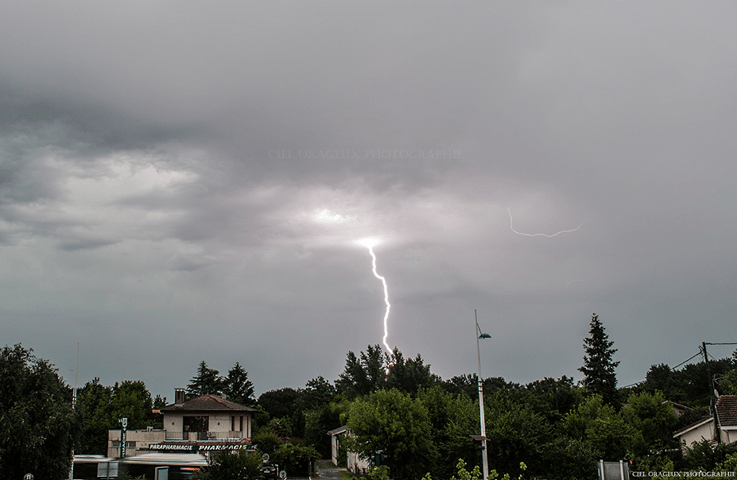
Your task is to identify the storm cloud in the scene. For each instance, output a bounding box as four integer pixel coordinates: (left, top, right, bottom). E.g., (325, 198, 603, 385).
(1, 1, 736, 397)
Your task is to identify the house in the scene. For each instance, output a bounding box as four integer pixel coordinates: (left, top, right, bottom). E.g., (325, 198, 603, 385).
(663, 400, 693, 418)
(715, 395, 737, 444)
(673, 395, 737, 449)
(673, 416, 715, 449)
(328, 425, 371, 474)
(108, 388, 258, 459)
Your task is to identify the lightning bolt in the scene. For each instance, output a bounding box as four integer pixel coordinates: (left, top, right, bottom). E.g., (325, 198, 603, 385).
(565, 278, 592, 288)
(507, 208, 597, 237)
(358, 239, 392, 355)
(367, 245, 392, 355)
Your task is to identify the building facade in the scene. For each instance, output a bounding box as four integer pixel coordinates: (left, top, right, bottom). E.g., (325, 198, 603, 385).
(673, 395, 737, 449)
(328, 425, 371, 474)
(108, 389, 258, 459)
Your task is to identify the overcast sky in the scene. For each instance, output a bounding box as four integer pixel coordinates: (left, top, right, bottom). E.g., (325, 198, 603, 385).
(2, 1, 736, 400)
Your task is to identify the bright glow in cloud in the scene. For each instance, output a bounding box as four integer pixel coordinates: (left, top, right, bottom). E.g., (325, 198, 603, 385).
(355, 237, 382, 249)
(313, 209, 349, 224)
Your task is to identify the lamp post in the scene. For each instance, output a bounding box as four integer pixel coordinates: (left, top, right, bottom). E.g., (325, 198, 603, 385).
(475, 310, 491, 480)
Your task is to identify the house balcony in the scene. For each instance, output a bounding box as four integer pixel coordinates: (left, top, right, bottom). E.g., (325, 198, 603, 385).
(165, 431, 244, 441)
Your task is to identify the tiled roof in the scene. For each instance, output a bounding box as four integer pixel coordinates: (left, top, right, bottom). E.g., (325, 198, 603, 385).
(717, 395, 737, 427)
(159, 394, 259, 413)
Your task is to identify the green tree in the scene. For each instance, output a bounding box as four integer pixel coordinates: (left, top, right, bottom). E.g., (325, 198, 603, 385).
(224, 362, 255, 406)
(386, 349, 440, 394)
(265, 418, 292, 438)
(258, 388, 300, 422)
(335, 344, 388, 398)
(680, 438, 737, 472)
(718, 370, 737, 395)
(153, 394, 167, 409)
(187, 360, 224, 398)
(346, 389, 435, 480)
(640, 356, 735, 408)
(197, 449, 264, 480)
(301, 376, 336, 410)
(0, 344, 79, 479)
(76, 378, 114, 454)
(561, 394, 641, 461)
(252, 430, 282, 456)
(643, 364, 681, 399)
(272, 442, 320, 477)
(542, 436, 599, 480)
(417, 386, 478, 479)
(523, 376, 583, 423)
(110, 380, 154, 430)
(717, 451, 737, 473)
(579, 313, 619, 405)
(285, 376, 340, 445)
(303, 400, 345, 458)
(484, 391, 555, 478)
(441, 374, 478, 400)
(621, 390, 678, 451)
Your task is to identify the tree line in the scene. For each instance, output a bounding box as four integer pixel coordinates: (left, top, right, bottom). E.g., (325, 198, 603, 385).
(3, 313, 737, 479)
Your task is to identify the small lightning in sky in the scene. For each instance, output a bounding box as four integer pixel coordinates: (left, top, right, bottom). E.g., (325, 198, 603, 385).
(507, 208, 597, 238)
(565, 278, 592, 288)
(356, 237, 392, 355)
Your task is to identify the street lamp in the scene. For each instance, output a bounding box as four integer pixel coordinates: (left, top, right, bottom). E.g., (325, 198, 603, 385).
(475, 310, 490, 480)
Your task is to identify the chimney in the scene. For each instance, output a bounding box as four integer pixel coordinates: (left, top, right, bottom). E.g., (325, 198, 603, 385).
(175, 388, 185, 405)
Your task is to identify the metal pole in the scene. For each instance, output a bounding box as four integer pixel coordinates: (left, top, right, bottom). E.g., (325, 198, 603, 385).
(70, 342, 79, 480)
(475, 310, 489, 480)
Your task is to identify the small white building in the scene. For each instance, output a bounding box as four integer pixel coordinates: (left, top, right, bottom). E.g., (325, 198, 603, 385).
(673, 395, 737, 450)
(328, 426, 371, 474)
(109, 389, 258, 459)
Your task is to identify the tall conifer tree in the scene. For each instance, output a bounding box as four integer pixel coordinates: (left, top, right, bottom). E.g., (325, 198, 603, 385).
(187, 360, 224, 398)
(223, 362, 255, 405)
(579, 313, 619, 405)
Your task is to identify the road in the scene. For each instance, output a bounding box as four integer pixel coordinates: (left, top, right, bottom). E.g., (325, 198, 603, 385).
(315, 459, 346, 480)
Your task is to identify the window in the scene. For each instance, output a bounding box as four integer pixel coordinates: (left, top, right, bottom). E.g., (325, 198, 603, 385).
(183, 416, 209, 432)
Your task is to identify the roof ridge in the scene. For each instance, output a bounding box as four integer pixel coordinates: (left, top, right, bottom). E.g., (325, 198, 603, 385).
(213, 394, 232, 406)
(160, 393, 258, 412)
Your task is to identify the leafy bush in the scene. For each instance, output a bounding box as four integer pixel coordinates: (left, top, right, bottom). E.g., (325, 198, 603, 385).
(272, 442, 320, 477)
(197, 449, 264, 480)
(252, 430, 282, 456)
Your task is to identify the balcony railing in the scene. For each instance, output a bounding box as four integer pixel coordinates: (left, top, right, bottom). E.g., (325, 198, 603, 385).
(196, 431, 244, 441)
(164, 431, 243, 441)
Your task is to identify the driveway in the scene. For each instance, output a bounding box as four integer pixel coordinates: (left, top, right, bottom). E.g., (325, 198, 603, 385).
(316, 459, 346, 480)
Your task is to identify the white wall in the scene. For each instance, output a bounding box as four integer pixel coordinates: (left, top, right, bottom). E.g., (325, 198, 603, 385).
(678, 420, 714, 450)
(107, 429, 166, 458)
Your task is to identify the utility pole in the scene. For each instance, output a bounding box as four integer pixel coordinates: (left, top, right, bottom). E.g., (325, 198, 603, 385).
(475, 310, 491, 480)
(69, 343, 79, 480)
(701, 342, 718, 443)
(702, 342, 714, 397)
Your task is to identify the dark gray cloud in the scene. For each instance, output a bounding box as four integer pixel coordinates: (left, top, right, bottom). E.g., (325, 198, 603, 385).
(1, 1, 736, 398)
